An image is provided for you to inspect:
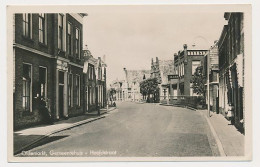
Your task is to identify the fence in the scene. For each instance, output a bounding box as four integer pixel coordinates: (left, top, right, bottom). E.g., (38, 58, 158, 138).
(160, 95, 206, 109)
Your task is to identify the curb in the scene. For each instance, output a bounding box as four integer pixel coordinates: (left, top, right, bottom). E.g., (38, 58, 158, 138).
(199, 110, 226, 156)
(14, 108, 117, 155)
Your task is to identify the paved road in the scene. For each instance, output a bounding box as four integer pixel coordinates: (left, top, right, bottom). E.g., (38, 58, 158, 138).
(19, 102, 220, 157)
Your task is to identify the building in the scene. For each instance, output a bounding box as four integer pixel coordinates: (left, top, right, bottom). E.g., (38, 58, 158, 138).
(204, 41, 219, 113)
(218, 12, 244, 131)
(123, 68, 150, 101)
(13, 13, 87, 129)
(109, 79, 124, 101)
(83, 47, 107, 112)
(150, 57, 174, 102)
(172, 44, 207, 97)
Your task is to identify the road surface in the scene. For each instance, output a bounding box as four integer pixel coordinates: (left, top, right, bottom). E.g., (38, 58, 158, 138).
(19, 102, 220, 157)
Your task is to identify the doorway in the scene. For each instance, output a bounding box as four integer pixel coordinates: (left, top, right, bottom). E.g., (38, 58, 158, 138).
(59, 71, 64, 118)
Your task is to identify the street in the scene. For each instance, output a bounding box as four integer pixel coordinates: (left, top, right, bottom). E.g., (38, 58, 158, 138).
(19, 102, 220, 157)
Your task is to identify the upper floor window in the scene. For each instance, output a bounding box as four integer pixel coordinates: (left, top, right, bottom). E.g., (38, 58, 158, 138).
(58, 14, 64, 50)
(39, 13, 47, 44)
(22, 13, 32, 38)
(192, 61, 201, 75)
(67, 22, 72, 55)
(75, 28, 80, 58)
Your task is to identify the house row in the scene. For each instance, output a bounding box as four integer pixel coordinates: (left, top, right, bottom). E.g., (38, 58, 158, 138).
(13, 13, 107, 130)
(154, 12, 245, 132)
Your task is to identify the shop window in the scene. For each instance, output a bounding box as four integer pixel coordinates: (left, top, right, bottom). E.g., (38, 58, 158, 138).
(22, 64, 32, 112)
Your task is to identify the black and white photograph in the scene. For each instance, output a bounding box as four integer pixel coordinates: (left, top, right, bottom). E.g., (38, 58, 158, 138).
(6, 4, 252, 162)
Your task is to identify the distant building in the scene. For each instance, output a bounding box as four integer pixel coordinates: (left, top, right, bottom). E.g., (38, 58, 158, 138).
(172, 44, 207, 96)
(109, 79, 124, 101)
(150, 57, 174, 102)
(123, 68, 150, 101)
(82, 47, 107, 112)
(218, 12, 244, 131)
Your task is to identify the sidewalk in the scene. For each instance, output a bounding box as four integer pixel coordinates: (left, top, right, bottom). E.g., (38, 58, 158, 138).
(199, 110, 244, 156)
(13, 107, 117, 155)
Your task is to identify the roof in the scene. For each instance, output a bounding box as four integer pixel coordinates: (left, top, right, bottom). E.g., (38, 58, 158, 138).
(158, 60, 174, 84)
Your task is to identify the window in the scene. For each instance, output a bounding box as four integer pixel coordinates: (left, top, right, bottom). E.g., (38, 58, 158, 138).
(68, 73, 73, 107)
(75, 28, 80, 58)
(22, 64, 32, 112)
(58, 14, 64, 50)
(22, 13, 32, 38)
(75, 75, 80, 106)
(39, 67, 47, 99)
(192, 61, 201, 75)
(67, 23, 72, 55)
(39, 13, 47, 44)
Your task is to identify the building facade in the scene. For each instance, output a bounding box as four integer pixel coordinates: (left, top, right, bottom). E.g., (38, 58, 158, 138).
(204, 41, 219, 113)
(172, 44, 207, 97)
(13, 13, 88, 129)
(83, 48, 107, 112)
(122, 68, 150, 101)
(218, 12, 244, 131)
(150, 57, 174, 102)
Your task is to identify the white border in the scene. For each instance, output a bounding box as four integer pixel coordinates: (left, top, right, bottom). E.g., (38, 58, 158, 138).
(1, 1, 259, 167)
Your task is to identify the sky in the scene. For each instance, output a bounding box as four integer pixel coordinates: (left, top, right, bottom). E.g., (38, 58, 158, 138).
(82, 5, 227, 85)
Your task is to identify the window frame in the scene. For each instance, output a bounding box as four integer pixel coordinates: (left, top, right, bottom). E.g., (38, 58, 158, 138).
(75, 74, 81, 106)
(58, 13, 64, 50)
(22, 13, 32, 38)
(75, 27, 80, 59)
(67, 22, 72, 55)
(68, 73, 73, 107)
(38, 13, 47, 44)
(39, 66, 47, 99)
(22, 63, 33, 112)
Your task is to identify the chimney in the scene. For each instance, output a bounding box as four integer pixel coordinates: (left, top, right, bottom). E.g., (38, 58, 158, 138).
(183, 44, 187, 50)
(156, 57, 159, 63)
(123, 68, 128, 82)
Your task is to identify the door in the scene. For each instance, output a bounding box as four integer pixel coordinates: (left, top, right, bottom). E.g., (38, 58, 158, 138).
(59, 85, 64, 118)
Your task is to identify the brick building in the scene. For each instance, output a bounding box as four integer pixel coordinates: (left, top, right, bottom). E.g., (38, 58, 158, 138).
(172, 44, 207, 96)
(218, 12, 244, 131)
(13, 13, 87, 129)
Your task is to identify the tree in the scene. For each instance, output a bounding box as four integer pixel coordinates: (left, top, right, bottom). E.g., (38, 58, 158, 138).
(140, 78, 159, 102)
(191, 66, 206, 96)
(191, 66, 206, 106)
